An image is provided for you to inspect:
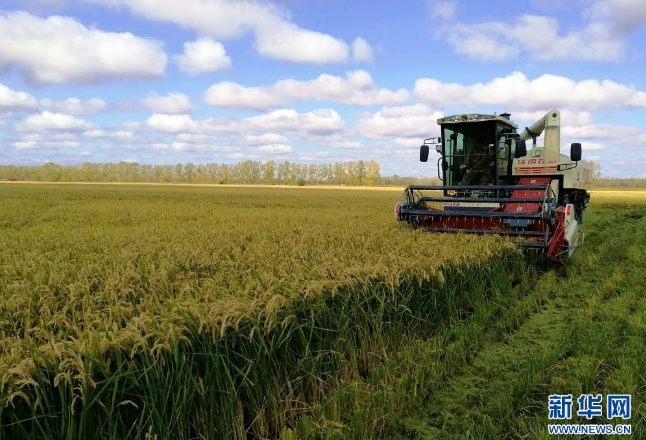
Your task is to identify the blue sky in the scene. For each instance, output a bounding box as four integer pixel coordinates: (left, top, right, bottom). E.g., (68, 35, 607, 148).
(1, 0, 646, 177)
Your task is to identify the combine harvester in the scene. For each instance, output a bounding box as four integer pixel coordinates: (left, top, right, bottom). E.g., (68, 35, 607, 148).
(395, 110, 592, 262)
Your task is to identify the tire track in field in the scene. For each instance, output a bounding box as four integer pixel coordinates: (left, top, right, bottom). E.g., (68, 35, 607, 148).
(386, 206, 646, 440)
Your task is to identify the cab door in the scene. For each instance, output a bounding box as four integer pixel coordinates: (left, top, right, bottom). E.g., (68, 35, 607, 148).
(441, 128, 466, 187)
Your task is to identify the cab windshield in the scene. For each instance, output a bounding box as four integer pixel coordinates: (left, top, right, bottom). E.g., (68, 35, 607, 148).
(442, 122, 497, 186)
(440, 121, 519, 187)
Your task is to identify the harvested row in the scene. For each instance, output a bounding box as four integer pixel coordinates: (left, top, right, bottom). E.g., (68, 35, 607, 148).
(288, 193, 646, 439)
(0, 184, 526, 439)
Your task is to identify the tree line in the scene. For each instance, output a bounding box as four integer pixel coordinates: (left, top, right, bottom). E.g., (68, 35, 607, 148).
(591, 178, 646, 189)
(9, 161, 638, 188)
(0, 161, 397, 186)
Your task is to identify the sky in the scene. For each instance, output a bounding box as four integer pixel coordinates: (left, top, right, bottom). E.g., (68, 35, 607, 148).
(1, 0, 646, 178)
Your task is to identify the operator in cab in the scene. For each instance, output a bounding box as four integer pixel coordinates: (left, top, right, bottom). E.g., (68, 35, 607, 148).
(460, 139, 493, 185)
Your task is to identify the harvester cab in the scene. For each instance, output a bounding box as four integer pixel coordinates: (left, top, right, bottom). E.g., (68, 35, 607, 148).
(395, 110, 592, 262)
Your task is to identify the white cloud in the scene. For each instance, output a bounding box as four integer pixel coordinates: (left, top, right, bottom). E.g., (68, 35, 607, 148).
(298, 151, 331, 161)
(204, 82, 280, 111)
(0, 82, 38, 112)
(57, 140, 81, 148)
(140, 93, 192, 114)
(438, 0, 646, 62)
(430, 1, 458, 20)
(175, 133, 216, 144)
(83, 129, 108, 138)
(584, 0, 646, 34)
(145, 114, 199, 133)
(414, 72, 646, 111)
(355, 104, 444, 139)
(352, 38, 374, 63)
(580, 142, 606, 151)
(20, 133, 75, 141)
(13, 139, 81, 149)
(555, 119, 646, 165)
(561, 123, 644, 142)
(169, 142, 240, 154)
(111, 130, 137, 140)
(82, 0, 350, 64)
(244, 133, 288, 145)
(246, 109, 344, 135)
(0, 11, 167, 85)
(143, 108, 344, 136)
(204, 70, 410, 110)
(255, 144, 293, 155)
(328, 140, 364, 149)
(175, 38, 231, 75)
(40, 97, 107, 115)
(513, 110, 594, 127)
(253, 20, 348, 64)
(81, 129, 140, 141)
(394, 137, 426, 148)
(13, 141, 37, 149)
(18, 111, 95, 131)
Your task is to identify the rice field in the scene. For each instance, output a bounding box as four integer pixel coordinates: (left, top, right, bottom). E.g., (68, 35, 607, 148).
(589, 190, 646, 206)
(0, 183, 523, 440)
(0, 184, 644, 439)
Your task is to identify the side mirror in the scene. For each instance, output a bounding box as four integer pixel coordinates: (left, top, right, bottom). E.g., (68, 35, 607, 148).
(570, 143, 582, 161)
(420, 144, 429, 162)
(515, 139, 527, 158)
(435, 144, 442, 153)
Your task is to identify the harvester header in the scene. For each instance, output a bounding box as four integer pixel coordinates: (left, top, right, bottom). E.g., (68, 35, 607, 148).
(395, 110, 592, 262)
